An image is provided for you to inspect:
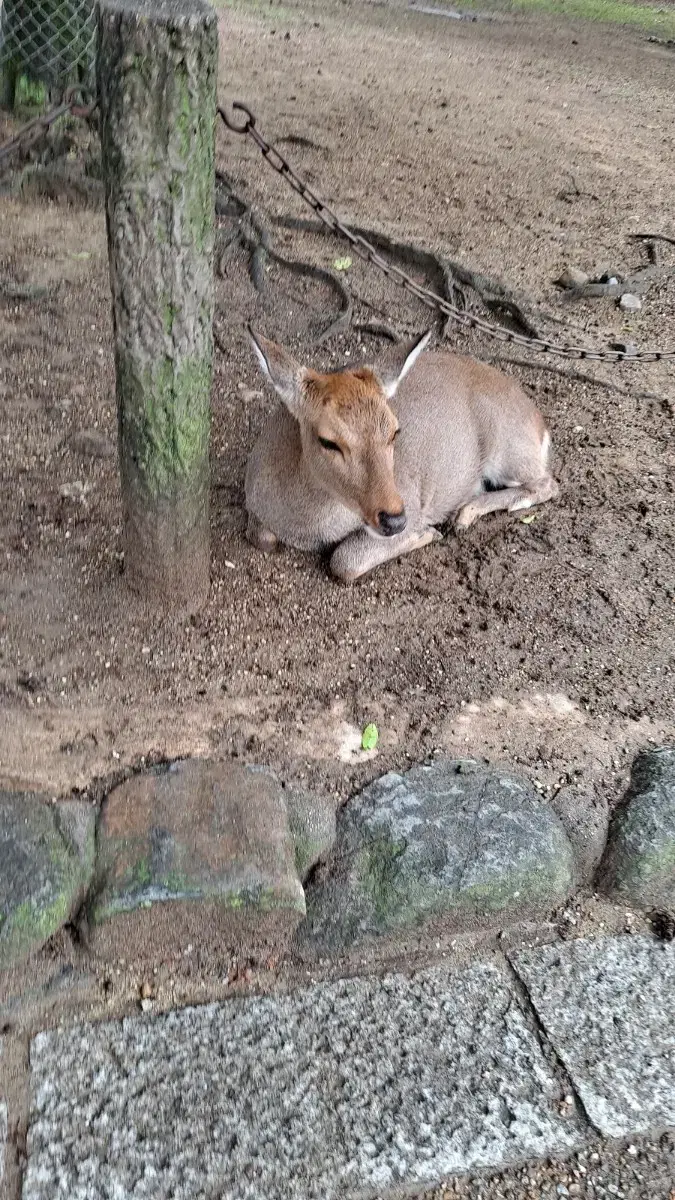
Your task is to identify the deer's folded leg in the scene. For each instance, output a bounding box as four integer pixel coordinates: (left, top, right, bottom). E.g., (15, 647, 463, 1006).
(330, 526, 441, 583)
(247, 513, 279, 552)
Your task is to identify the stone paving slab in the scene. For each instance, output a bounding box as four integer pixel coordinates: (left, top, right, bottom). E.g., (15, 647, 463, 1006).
(511, 935, 675, 1139)
(24, 961, 581, 1200)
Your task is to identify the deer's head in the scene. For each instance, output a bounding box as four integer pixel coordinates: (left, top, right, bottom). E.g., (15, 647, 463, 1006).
(248, 327, 431, 536)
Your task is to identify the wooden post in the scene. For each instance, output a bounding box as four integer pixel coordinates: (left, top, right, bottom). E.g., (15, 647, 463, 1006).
(97, 0, 217, 612)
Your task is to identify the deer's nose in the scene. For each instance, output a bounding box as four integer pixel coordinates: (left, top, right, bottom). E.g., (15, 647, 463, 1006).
(378, 509, 407, 537)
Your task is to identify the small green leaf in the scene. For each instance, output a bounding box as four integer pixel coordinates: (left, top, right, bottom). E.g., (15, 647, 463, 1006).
(520, 513, 537, 525)
(333, 256, 352, 271)
(361, 722, 379, 751)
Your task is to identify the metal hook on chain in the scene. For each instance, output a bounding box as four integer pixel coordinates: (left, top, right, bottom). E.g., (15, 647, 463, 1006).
(218, 102, 255, 135)
(63, 84, 98, 120)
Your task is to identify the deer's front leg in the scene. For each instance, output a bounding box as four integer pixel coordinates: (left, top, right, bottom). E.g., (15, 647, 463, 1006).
(247, 512, 279, 552)
(330, 526, 441, 583)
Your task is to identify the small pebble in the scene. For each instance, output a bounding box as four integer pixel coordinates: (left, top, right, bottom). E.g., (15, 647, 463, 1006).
(555, 265, 589, 289)
(70, 428, 114, 458)
(59, 480, 91, 500)
(237, 386, 262, 403)
(618, 293, 642, 312)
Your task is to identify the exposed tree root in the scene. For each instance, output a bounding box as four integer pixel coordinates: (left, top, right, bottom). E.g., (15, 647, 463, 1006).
(16, 163, 103, 207)
(216, 176, 671, 363)
(627, 232, 675, 248)
(270, 212, 541, 338)
(353, 321, 401, 342)
(215, 172, 351, 344)
(560, 263, 675, 302)
(560, 235, 675, 301)
(495, 354, 673, 416)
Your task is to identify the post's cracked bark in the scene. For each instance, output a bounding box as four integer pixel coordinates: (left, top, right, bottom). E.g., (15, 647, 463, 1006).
(98, 0, 217, 612)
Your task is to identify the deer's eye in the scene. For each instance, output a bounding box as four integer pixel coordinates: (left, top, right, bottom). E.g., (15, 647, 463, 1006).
(318, 436, 342, 454)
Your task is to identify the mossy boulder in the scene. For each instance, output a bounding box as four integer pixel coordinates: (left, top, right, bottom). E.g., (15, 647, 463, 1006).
(89, 760, 308, 962)
(598, 746, 675, 911)
(0, 792, 95, 970)
(300, 760, 576, 953)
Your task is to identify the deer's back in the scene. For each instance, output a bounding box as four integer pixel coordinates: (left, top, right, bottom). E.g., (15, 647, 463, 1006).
(391, 351, 544, 519)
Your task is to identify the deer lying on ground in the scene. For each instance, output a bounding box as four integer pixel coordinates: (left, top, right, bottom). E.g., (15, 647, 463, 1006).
(245, 328, 558, 582)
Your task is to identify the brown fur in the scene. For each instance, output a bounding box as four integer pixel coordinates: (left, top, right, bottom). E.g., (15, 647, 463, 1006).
(245, 329, 559, 581)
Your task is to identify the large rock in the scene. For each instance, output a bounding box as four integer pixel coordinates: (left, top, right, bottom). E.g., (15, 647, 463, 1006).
(89, 760, 307, 962)
(511, 935, 675, 1138)
(300, 760, 576, 952)
(284, 785, 336, 881)
(598, 746, 675, 910)
(0, 793, 95, 970)
(23, 962, 581, 1200)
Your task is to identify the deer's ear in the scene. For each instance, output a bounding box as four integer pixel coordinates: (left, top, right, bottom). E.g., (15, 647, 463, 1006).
(247, 326, 306, 416)
(376, 329, 433, 399)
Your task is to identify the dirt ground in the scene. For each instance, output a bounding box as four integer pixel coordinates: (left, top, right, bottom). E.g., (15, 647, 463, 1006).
(1, 0, 674, 820)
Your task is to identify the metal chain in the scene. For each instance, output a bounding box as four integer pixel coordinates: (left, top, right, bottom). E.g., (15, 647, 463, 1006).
(0, 86, 97, 168)
(218, 101, 675, 365)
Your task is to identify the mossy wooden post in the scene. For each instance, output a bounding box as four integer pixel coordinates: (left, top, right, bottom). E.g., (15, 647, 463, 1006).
(97, 0, 217, 612)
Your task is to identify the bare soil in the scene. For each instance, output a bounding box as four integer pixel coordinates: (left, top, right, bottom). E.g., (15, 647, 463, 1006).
(1, 0, 674, 820)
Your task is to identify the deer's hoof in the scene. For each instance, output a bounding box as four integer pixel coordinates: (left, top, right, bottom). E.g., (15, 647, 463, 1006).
(247, 515, 279, 552)
(455, 506, 478, 532)
(330, 562, 361, 584)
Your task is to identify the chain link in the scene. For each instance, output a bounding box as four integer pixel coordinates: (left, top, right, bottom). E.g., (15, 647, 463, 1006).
(219, 102, 675, 365)
(0, 86, 97, 167)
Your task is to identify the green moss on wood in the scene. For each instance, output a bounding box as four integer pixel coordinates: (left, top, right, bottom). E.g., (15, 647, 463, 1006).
(118, 351, 211, 503)
(163, 303, 177, 335)
(99, 4, 216, 596)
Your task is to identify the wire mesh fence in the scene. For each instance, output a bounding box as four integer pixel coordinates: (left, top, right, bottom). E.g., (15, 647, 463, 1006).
(0, 0, 96, 100)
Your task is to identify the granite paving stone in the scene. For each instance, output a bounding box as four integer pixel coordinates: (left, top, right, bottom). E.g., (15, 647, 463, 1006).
(511, 935, 675, 1138)
(24, 960, 582, 1200)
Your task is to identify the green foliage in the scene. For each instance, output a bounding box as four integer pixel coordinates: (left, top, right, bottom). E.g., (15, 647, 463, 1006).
(14, 73, 47, 111)
(452, 0, 675, 37)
